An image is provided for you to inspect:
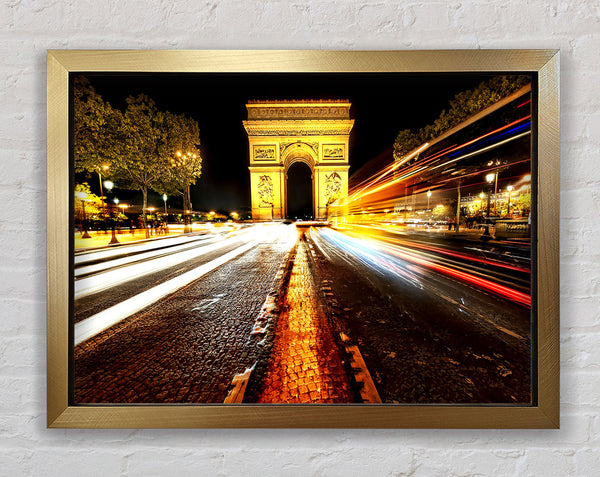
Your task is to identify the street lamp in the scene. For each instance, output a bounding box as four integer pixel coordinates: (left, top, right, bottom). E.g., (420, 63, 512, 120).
(103, 181, 119, 244)
(426, 190, 432, 224)
(481, 173, 496, 240)
(507, 185, 514, 217)
(97, 164, 109, 214)
(162, 194, 168, 215)
(75, 190, 91, 239)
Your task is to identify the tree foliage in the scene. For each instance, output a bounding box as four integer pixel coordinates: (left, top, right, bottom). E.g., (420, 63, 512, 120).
(393, 75, 530, 159)
(73, 76, 118, 174)
(74, 182, 103, 220)
(154, 111, 203, 213)
(106, 94, 171, 213)
(74, 85, 203, 214)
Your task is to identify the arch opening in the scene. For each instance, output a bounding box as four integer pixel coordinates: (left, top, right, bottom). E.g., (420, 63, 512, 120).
(286, 162, 313, 220)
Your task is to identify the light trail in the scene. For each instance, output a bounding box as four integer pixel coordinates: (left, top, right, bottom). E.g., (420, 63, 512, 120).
(342, 115, 532, 216)
(428, 131, 531, 171)
(75, 235, 221, 277)
(74, 240, 259, 345)
(75, 234, 210, 265)
(318, 228, 531, 307)
(74, 223, 297, 345)
(74, 224, 280, 299)
(346, 224, 530, 274)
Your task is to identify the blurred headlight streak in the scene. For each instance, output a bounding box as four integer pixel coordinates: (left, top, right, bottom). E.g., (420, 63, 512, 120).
(315, 228, 530, 308)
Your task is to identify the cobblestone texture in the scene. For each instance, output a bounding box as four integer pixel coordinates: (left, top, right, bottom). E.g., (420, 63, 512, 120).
(257, 234, 353, 403)
(74, 234, 242, 323)
(307, 229, 531, 404)
(74, 238, 291, 403)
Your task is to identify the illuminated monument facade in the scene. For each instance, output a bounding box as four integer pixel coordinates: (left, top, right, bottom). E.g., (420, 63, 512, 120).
(243, 100, 354, 221)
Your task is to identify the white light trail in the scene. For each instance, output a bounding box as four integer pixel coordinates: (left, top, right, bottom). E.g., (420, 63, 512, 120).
(74, 234, 207, 265)
(429, 131, 531, 171)
(74, 240, 258, 345)
(75, 236, 219, 277)
(75, 230, 255, 299)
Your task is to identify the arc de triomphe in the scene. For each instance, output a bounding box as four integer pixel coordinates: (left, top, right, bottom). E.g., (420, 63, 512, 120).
(243, 100, 354, 221)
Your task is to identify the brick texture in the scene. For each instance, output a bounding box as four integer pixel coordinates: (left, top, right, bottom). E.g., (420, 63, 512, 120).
(1, 0, 598, 475)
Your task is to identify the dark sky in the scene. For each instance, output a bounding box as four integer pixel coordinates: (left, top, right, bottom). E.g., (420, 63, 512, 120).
(79, 72, 499, 213)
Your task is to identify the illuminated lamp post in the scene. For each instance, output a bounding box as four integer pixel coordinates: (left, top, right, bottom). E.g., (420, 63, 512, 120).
(163, 194, 168, 215)
(481, 172, 496, 240)
(113, 197, 121, 233)
(75, 191, 91, 239)
(103, 180, 119, 244)
(97, 164, 109, 215)
(507, 185, 514, 217)
(426, 190, 432, 224)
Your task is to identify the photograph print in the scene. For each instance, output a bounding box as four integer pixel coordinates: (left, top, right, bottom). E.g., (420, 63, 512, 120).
(71, 71, 535, 405)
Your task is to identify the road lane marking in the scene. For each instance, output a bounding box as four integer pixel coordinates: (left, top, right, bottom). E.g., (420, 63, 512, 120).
(75, 234, 251, 299)
(74, 240, 258, 346)
(75, 236, 220, 277)
(74, 234, 204, 264)
(224, 366, 255, 404)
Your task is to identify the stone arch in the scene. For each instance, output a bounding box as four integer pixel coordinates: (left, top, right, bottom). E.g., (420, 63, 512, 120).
(244, 100, 353, 221)
(282, 142, 317, 173)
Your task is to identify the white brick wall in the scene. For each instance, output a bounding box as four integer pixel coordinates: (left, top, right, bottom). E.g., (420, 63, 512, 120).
(1, 1, 598, 475)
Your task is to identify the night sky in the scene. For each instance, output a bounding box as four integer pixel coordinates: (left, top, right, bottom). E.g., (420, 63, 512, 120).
(78, 72, 501, 214)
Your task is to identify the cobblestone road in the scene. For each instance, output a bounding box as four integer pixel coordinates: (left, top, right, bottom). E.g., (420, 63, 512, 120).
(74, 228, 295, 404)
(308, 228, 531, 404)
(257, 235, 353, 404)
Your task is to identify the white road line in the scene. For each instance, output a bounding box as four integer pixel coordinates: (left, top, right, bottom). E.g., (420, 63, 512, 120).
(74, 233, 250, 299)
(74, 240, 258, 346)
(74, 236, 220, 277)
(74, 234, 203, 265)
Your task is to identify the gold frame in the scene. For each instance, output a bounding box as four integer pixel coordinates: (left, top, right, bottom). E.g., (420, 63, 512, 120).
(47, 50, 559, 428)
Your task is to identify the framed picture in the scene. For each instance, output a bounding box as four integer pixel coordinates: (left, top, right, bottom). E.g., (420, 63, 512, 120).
(47, 50, 559, 428)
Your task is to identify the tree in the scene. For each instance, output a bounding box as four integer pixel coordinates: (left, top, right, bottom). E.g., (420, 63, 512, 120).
(74, 182, 103, 214)
(74, 183, 103, 235)
(73, 76, 118, 175)
(108, 95, 172, 236)
(393, 75, 530, 159)
(154, 112, 202, 232)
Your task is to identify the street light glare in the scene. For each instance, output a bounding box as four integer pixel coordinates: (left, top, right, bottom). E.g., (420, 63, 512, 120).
(486, 173, 496, 183)
(76, 191, 87, 200)
(426, 190, 432, 198)
(104, 180, 114, 190)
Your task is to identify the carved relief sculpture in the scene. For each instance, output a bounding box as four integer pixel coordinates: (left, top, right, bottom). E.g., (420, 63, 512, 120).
(254, 146, 276, 160)
(323, 145, 344, 159)
(325, 172, 343, 205)
(258, 175, 274, 207)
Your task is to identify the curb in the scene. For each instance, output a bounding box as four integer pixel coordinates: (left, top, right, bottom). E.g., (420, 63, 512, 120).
(224, 240, 299, 403)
